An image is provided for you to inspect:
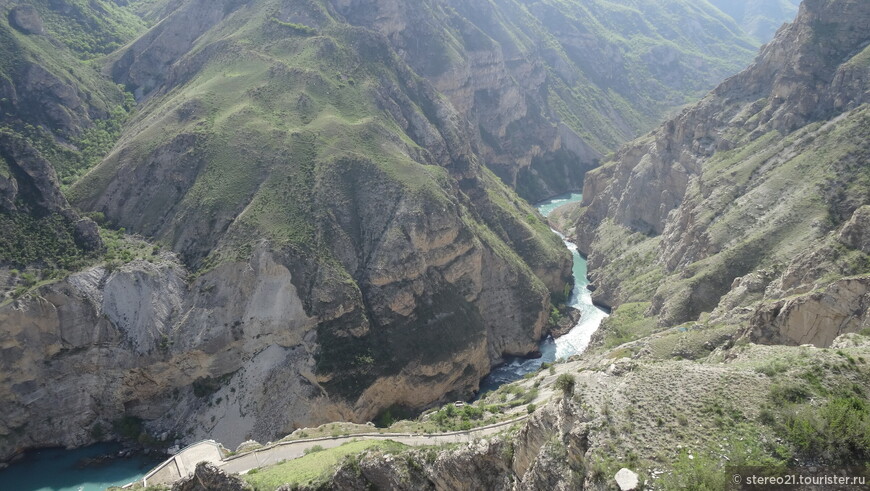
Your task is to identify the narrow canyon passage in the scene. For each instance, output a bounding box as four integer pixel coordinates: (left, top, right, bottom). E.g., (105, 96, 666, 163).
(478, 192, 609, 394)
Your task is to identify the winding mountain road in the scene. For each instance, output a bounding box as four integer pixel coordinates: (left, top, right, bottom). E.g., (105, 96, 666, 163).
(140, 415, 530, 486)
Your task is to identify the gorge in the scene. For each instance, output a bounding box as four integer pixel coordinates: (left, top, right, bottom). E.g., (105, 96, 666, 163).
(2, 0, 868, 490)
(0, 192, 602, 490)
(0, 0, 765, 461)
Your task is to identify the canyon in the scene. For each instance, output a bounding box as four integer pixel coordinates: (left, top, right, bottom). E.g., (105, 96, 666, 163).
(0, 0, 763, 460)
(2, 0, 868, 490)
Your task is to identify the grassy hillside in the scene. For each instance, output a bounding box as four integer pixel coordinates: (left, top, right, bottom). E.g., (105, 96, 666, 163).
(590, 104, 869, 341)
(330, 0, 760, 200)
(552, 6, 870, 410)
(68, 0, 571, 405)
(0, 7, 136, 182)
(0, 1, 146, 278)
(518, 0, 758, 150)
(21, 0, 145, 57)
(71, 3, 554, 266)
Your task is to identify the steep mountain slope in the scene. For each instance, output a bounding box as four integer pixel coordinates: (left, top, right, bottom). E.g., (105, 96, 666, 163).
(568, 0, 869, 342)
(0, 0, 145, 277)
(92, 0, 761, 201)
(1, 0, 572, 459)
(0, 0, 770, 463)
(291, 2, 870, 488)
(708, 0, 801, 42)
(331, 0, 760, 199)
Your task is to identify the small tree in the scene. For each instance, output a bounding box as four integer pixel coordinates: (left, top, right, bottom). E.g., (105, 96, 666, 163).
(555, 374, 576, 396)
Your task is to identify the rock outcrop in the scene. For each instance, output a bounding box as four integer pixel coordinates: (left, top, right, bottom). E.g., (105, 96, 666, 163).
(318, 396, 594, 490)
(572, 0, 870, 335)
(0, 134, 102, 251)
(749, 276, 870, 347)
(172, 462, 251, 491)
(839, 206, 870, 254)
(8, 5, 43, 35)
(328, 438, 516, 491)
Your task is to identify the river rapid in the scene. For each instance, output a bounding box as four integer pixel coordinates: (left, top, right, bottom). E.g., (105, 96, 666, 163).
(0, 193, 606, 490)
(478, 192, 609, 394)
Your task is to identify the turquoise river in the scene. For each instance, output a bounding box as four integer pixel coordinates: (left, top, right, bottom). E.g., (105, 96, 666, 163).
(0, 193, 606, 490)
(478, 192, 609, 392)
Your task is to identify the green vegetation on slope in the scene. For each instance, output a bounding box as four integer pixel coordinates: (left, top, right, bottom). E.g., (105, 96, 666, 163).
(0, 8, 137, 181)
(0, 212, 95, 271)
(242, 440, 407, 490)
(66, 0, 567, 406)
(707, 0, 801, 42)
(329, 0, 760, 199)
(514, 0, 758, 152)
(73, 13, 462, 259)
(0, 2, 141, 278)
(25, 0, 146, 58)
(584, 103, 870, 330)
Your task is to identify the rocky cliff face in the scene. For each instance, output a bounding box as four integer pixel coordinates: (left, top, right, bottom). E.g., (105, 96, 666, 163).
(0, 0, 572, 460)
(749, 276, 870, 346)
(0, 134, 102, 251)
(322, 399, 588, 491)
(0, 0, 803, 464)
(315, 328, 870, 489)
(0, 221, 561, 459)
(1, 246, 319, 458)
(172, 462, 252, 491)
(573, 0, 870, 343)
(329, 0, 760, 200)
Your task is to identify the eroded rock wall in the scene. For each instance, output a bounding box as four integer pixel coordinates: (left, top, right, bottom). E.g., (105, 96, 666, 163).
(573, 0, 870, 334)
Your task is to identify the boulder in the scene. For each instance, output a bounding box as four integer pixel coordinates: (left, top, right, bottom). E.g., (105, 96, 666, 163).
(73, 217, 104, 252)
(615, 468, 639, 490)
(838, 206, 870, 254)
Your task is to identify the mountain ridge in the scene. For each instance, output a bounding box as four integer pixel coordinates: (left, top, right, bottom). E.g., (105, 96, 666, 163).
(0, 0, 806, 465)
(569, 0, 869, 332)
(296, 2, 870, 488)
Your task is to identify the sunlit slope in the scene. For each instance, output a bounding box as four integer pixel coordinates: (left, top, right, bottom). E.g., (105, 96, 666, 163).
(70, 0, 571, 408)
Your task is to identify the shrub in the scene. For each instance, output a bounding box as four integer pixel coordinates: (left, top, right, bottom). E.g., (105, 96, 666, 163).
(270, 17, 317, 35)
(90, 423, 104, 440)
(192, 377, 222, 398)
(755, 358, 790, 376)
(769, 382, 811, 405)
(555, 374, 576, 396)
(782, 396, 870, 462)
(113, 416, 143, 441)
(303, 445, 324, 455)
(500, 442, 515, 464)
(658, 451, 728, 490)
